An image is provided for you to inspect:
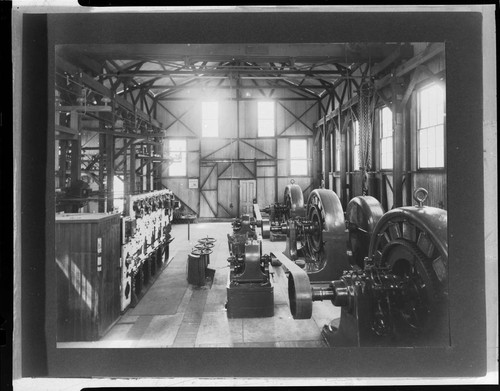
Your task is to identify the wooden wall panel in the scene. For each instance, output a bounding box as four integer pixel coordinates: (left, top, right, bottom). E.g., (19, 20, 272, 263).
(239, 101, 257, 138)
(201, 139, 238, 160)
(158, 101, 200, 138)
(413, 172, 447, 209)
(55, 214, 121, 342)
(219, 101, 238, 138)
(256, 177, 275, 207)
(217, 179, 239, 218)
(157, 94, 318, 218)
(164, 178, 199, 215)
(199, 165, 218, 218)
(238, 139, 275, 160)
(218, 162, 255, 180)
(277, 101, 317, 137)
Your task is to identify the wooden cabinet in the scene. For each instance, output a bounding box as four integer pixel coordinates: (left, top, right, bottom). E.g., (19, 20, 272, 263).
(55, 213, 121, 341)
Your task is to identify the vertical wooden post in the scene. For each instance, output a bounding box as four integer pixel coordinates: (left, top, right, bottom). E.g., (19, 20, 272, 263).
(311, 128, 321, 192)
(55, 106, 61, 188)
(391, 76, 405, 207)
(324, 120, 332, 190)
(404, 106, 412, 206)
(98, 133, 106, 212)
(338, 112, 349, 209)
(339, 125, 348, 208)
(106, 133, 114, 212)
(58, 141, 67, 189)
(123, 140, 129, 213)
(130, 142, 136, 197)
(146, 144, 152, 191)
(69, 111, 81, 185)
(274, 101, 278, 203)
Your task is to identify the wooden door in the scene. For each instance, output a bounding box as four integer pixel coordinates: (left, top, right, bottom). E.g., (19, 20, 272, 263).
(239, 180, 256, 216)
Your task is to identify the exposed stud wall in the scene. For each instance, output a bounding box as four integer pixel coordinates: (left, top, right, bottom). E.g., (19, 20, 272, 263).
(157, 97, 316, 218)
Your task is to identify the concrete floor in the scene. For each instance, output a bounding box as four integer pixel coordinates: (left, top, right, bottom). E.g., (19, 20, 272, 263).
(58, 221, 339, 348)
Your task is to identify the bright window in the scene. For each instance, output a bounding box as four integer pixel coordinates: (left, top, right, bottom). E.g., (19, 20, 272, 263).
(353, 120, 360, 170)
(290, 139, 308, 176)
(202, 101, 219, 137)
(380, 106, 393, 170)
(335, 130, 341, 171)
(113, 176, 124, 213)
(168, 139, 187, 177)
(417, 83, 445, 168)
(258, 101, 275, 137)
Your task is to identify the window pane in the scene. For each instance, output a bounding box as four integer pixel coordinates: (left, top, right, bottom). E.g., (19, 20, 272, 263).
(354, 145, 360, 170)
(353, 120, 360, 170)
(381, 107, 393, 137)
(417, 83, 445, 169)
(380, 106, 393, 170)
(335, 131, 340, 171)
(381, 138, 393, 170)
(290, 139, 307, 159)
(290, 160, 308, 176)
(353, 120, 359, 142)
(168, 139, 187, 176)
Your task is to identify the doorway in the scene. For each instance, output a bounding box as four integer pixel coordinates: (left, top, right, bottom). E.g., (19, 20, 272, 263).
(239, 180, 256, 216)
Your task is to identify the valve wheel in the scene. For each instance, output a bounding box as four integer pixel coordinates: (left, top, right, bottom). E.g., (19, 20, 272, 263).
(198, 237, 216, 245)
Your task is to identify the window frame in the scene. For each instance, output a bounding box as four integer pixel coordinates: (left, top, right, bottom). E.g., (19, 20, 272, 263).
(352, 119, 361, 171)
(167, 138, 187, 177)
(334, 128, 341, 172)
(289, 138, 309, 176)
(379, 105, 393, 171)
(416, 82, 446, 170)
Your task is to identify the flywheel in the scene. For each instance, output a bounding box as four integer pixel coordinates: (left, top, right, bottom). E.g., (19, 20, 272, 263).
(303, 189, 349, 281)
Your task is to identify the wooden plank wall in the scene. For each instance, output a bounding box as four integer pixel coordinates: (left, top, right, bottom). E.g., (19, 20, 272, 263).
(55, 215, 121, 341)
(156, 93, 315, 218)
(321, 43, 447, 212)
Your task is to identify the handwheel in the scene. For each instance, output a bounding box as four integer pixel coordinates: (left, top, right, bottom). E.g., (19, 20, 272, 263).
(198, 237, 216, 246)
(283, 184, 305, 219)
(345, 196, 385, 268)
(303, 189, 349, 281)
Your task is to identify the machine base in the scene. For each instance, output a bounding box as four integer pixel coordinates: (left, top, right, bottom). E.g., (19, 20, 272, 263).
(226, 282, 274, 318)
(270, 232, 287, 241)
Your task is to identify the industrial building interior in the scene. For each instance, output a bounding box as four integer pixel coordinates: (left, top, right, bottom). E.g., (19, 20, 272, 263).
(53, 41, 449, 349)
